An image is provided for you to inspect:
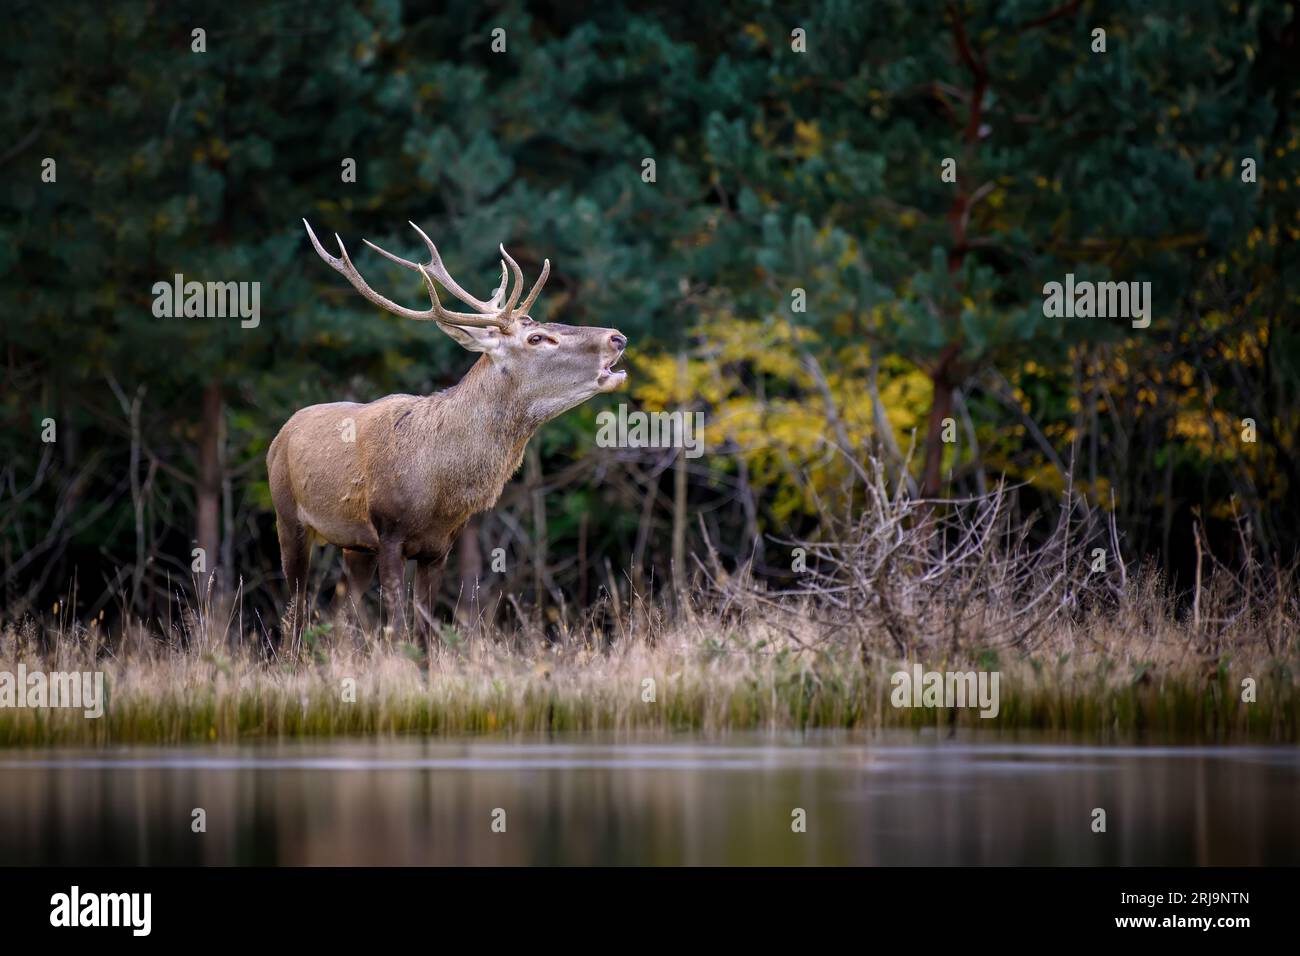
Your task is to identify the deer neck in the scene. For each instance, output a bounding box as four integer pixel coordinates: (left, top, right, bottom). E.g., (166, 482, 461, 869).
(431, 354, 539, 451)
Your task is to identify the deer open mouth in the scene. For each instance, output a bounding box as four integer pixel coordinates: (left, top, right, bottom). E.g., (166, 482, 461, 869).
(596, 351, 627, 389)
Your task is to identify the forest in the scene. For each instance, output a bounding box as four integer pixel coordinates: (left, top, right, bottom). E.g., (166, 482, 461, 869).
(1, 2, 1298, 744)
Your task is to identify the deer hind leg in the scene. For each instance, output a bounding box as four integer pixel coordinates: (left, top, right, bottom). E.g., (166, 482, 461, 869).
(338, 548, 377, 626)
(414, 556, 449, 647)
(276, 514, 312, 641)
(377, 537, 408, 638)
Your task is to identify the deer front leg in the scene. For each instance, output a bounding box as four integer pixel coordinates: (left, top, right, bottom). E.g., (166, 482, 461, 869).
(338, 548, 377, 626)
(377, 538, 407, 638)
(414, 556, 448, 647)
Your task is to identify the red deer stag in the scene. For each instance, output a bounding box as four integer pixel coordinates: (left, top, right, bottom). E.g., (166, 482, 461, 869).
(268, 220, 627, 641)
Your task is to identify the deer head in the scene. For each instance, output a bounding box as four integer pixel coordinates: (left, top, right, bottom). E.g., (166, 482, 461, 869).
(302, 219, 627, 425)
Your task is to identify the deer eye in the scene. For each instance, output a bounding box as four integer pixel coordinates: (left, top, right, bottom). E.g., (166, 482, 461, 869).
(528, 334, 546, 345)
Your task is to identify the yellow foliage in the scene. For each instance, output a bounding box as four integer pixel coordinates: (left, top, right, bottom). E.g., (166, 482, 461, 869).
(1171, 408, 1240, 461)
(793, 121, 822, 159)
(630, 315, 932, 520)
(632, 352, 726, 407)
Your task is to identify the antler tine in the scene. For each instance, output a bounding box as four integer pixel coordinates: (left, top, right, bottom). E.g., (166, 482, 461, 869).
(361, 238, 421, 272)
(416, 265, 511, 330)
(499, 245, 524, 316)
(487, 261, 509, 310)
(360, 225, 503, 316)
(409, 222, 502, 315)
(304, 219, 439, 322)
(516, 258, 551, 318)
(303, 219, 508, 329)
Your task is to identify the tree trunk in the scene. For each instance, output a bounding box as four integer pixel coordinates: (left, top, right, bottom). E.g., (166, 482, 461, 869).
(456, 516, 482, 622)
(671, 350, 689, 598)
(527, 445, 547, 611)
(196, 381, 223, 597)
(920, 350, 958, 500)
(578, 511, 589, 607)
(918, 6, 987, 504)
(672, 444, 687, 594)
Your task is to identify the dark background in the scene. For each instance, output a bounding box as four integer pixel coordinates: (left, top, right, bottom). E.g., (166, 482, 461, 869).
(2, 0, 1297, 632)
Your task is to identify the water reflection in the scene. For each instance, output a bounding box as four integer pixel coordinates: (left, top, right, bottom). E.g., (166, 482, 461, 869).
(1, 734, 1297, 865)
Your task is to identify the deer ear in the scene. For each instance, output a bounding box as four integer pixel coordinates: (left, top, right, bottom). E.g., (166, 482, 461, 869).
(435, 321, 503, 353)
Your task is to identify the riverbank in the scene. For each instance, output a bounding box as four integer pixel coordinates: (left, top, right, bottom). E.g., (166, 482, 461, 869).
(2, 588, 1296, 745)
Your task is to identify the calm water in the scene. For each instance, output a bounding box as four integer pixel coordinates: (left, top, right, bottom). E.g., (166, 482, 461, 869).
(1, 733, 1298, 865)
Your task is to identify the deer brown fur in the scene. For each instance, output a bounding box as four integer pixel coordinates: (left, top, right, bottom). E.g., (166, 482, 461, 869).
(268, 221, 627, 640)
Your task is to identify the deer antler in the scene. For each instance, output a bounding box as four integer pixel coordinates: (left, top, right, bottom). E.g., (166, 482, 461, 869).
(517, 255, 551, 317)
(491, 246, 551, 319)
(303, 220, 550, 331)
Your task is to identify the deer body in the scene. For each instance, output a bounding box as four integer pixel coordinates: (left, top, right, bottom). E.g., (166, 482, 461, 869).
(270, 370, 529, 556)
(271, 221, 626, 639)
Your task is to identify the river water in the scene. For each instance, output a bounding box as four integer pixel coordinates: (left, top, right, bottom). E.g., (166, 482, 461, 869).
(1, 733, 1298, 865)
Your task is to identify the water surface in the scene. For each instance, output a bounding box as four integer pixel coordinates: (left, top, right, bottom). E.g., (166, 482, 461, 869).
(2, 733, 1297, 865)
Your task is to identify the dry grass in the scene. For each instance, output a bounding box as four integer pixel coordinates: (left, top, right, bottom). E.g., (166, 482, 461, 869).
(1, 562, 1297, 745)
(4, 462, 1296, 745)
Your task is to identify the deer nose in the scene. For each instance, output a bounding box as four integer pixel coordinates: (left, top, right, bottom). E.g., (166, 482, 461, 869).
(609, 333, 627, 350)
